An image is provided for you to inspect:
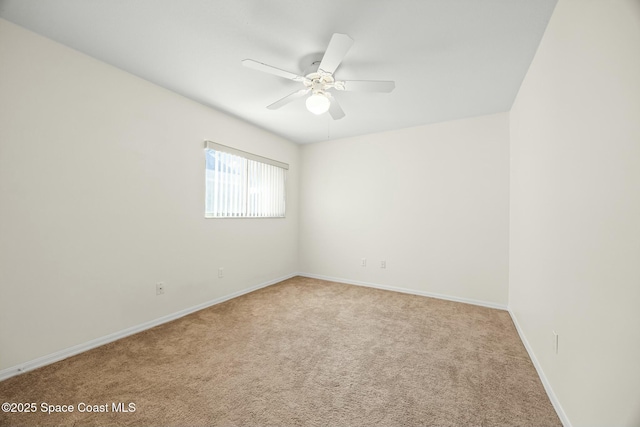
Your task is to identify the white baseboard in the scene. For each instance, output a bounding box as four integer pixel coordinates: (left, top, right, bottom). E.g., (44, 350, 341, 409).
(298, 272, 508, 310)
(508, 309, 572, 427)
(0, 273, 297, 382)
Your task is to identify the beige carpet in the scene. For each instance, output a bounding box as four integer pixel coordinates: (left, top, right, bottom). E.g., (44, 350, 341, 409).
(0, 276, 561, 426)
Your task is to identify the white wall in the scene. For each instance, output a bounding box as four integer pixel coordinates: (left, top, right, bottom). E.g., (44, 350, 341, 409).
(0, 19, 299, 370)
(509, 1, 640, 426)
(299, 113, 510, 306)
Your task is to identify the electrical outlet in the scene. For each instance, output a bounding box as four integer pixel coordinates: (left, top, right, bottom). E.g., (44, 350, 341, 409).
(381, 260, 386, 269)
(361, 258, 367, 267)
(553, 331, 559, 354)
(156, 282, 165, 296)
(218, 267, 224, 278)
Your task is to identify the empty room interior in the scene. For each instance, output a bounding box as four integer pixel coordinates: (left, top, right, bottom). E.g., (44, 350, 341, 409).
(0, 0, 639, 426)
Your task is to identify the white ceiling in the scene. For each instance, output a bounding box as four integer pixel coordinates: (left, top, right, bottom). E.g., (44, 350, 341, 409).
(0, 0, 557, 144)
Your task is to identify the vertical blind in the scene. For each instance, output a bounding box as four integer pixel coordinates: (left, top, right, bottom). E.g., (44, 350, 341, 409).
(204, 142, 287, 218)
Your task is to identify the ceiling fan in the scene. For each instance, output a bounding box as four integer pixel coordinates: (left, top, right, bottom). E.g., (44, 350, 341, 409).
(242, 33, 395, 120)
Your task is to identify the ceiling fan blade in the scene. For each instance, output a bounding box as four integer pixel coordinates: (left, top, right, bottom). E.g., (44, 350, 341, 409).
(340, 80, 396, 93)
(326, 93, 345, 120)
(242, 59, 306, 82)
(266, 89, 310, 110)
(318, 33, 354, 75)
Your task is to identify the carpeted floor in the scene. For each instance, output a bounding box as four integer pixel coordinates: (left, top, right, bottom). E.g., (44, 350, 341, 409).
(0, 276, 561, 426)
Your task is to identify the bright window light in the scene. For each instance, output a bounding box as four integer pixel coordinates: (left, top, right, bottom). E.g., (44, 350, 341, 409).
(204, 142, 287, 218)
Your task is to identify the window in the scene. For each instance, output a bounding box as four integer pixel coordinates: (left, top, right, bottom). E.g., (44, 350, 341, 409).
(204, 141, 287, 218)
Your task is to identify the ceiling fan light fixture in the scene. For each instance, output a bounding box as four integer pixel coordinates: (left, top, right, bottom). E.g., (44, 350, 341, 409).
(305, 92, 330, 115)
(242, 33, 394, 120)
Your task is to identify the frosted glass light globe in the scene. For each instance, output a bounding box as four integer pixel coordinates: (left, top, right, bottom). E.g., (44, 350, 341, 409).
(305, 93, 330, 115)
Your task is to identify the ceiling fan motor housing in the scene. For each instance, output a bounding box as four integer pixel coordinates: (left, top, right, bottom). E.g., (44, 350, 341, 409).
(304, 71, 335, 95)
